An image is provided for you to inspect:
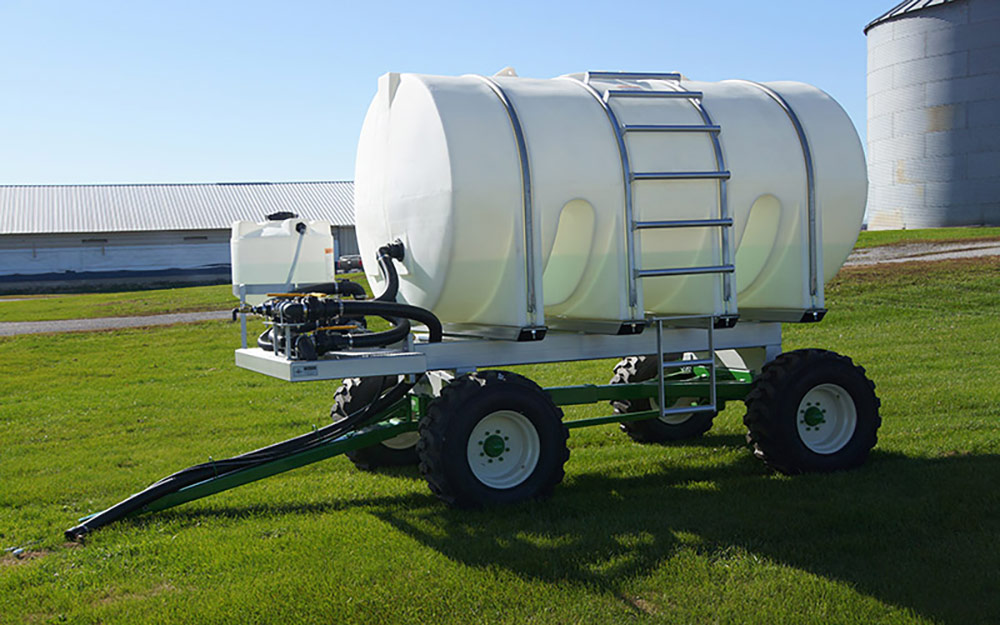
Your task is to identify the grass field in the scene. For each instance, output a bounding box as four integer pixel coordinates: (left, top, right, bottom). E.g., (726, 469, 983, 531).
(1, 250, 998, 623)
(854, 226, 1000, 248)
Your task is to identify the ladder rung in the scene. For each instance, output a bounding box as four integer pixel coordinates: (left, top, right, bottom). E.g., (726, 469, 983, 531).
(632, 171, 731, 181)
(658, 405, 717, 417)
(637, 265, 735, 278)
(604, 90, 702, 101)
(635, 218, 733, 230)
(623, 124, 721, 133)
(585, 71, 682, 84)
(662, 358, 713, 369)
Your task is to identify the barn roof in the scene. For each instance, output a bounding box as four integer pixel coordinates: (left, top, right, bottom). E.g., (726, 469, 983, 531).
(0, 181, 354, 235)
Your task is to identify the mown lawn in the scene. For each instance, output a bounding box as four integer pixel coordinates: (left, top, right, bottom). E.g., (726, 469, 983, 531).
(855, 226, 1000, 248)
(1, 257, 998, 624)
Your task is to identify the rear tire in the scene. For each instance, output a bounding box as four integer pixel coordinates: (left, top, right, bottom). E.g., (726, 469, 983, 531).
(743, 349, 881, 474)
(417, 370, 569, 507)
(331, 376, 419, 470)
(610, 355, 716, 443)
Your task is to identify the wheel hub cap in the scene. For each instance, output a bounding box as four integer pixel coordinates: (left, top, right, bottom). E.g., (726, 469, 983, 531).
(802, 405, 826, 427)
(482, 434, 506, 458)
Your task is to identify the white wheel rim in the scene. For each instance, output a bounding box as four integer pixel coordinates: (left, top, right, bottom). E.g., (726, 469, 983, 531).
(797, 383, 857, 454)
(651, 396, 698, 425)
(466, 410, 540, 489)
(381, 431, 419, 450)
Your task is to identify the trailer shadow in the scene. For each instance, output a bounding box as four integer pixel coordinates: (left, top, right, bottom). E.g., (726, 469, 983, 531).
(142, 449, 1000, 623)
(363, 450, 1000, 625)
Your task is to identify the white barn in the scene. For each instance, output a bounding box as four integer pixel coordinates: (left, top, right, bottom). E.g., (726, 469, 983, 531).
(0, 181, 356, 293)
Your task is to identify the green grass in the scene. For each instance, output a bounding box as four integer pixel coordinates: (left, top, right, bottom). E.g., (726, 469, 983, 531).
(0, 273, 368, 322)
(1, 261, 999, 624)
(855, 226, 1000, 249)
(0, 284, 234, 322)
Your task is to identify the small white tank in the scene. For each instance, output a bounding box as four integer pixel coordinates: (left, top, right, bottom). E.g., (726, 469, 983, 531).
(355, 70, 866, 333)
(231, 216, 335, 304)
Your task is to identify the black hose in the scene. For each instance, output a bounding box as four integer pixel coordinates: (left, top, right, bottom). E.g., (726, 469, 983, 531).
(342, 301, 441, 343)
(65, 376, 418, 541)
(373, 241, 404, 302)
(270, 299, 441, 343)
(257, 328, 273, 351)
(292, 279, 366, 299)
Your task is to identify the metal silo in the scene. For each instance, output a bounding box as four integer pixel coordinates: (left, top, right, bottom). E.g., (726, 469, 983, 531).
(865, 0, 1000, 230)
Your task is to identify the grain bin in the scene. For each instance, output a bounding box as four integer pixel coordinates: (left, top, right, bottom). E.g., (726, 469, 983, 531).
(866, 0, 1000, 229)
(355, 71, 866, 336)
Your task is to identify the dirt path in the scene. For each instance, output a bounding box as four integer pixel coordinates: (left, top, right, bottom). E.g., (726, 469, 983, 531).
(0, 310, 230, 337)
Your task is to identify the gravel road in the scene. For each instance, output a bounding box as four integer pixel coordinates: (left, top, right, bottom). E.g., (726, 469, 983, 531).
(844, 239, 1000, 267)
(0, 310, 230, 337)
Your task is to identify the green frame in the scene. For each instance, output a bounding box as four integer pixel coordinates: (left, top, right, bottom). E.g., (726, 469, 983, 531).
(94, 367, 754, 523)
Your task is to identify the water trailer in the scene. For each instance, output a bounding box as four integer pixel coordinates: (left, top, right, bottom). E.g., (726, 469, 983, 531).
(66, 70, 880, 540)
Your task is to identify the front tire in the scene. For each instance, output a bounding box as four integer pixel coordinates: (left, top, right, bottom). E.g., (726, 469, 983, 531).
(743, 349, 881, 474)
(417, 370, 569, 507)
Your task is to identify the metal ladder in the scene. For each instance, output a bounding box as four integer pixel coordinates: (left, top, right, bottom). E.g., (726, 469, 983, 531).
(651, 315, 718, 420)
(582, 71, 736, 322)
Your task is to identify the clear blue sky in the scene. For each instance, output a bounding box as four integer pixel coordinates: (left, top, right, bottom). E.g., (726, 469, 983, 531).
(0, 0, 885, 185)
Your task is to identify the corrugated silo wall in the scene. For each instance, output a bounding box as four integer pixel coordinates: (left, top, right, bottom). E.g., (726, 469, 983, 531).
(867, 0, 1000, 229)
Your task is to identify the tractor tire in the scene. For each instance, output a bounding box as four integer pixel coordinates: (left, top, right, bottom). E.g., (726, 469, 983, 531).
(743, 349, 881, 474)
(331, 376, 419, 470)
(417, 370, 570, 507)
(610, 355, 716, 443)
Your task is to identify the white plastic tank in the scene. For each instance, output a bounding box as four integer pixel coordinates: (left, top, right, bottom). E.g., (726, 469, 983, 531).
(231, 215, 335, 304)
(355, 70, 866, 333)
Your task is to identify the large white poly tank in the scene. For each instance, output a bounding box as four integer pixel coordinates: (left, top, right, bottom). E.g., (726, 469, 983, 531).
(355, 70, 866, 334)
(231, 216, 335, 305)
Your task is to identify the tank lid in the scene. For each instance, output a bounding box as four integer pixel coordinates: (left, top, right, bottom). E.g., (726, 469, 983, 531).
(864, 0, 960, 34)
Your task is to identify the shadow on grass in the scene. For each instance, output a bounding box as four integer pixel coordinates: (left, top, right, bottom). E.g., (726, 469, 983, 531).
(145, 450, 999, 624)
(365, 451, 999, 625)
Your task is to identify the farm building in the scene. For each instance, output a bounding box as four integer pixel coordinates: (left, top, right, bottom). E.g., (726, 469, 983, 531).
(865, 0, 1000, 229)
(0, 181, 356, 293)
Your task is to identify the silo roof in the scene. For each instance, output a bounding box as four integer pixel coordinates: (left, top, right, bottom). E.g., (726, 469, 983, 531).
(864, 0, 961, 33)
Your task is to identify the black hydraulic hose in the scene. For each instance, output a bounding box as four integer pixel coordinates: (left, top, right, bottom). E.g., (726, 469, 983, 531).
(292, 279, 367, 299)
(257, 328, 274, 351)
(312, 317, 410, 352)
(65, 376, 418, 541)
(341, 301, 442, 343)
(373, 241, 404, 302)
(273, 299, 441, 343)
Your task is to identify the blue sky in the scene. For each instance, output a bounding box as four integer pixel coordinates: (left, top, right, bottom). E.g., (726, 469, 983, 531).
(0, 0, 886, 185)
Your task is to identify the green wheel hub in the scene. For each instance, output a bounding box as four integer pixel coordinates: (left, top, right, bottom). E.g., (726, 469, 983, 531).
(801, 404, 827, 428)
(482, 434, 507, 458)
